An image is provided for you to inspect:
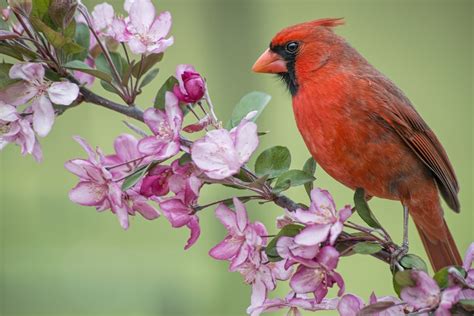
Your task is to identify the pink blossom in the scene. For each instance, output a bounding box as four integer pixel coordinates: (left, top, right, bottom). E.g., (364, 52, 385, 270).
(90, 3, 114, 36)
(138, 92, 182, 160)
(140, 165, 173, 197)
(0, 101, 42, 161)
(173, 64, 206, 103)
(461, 243, 474, 300)
(337, 293, 405, 316)
(276, 236, 319, 268)
(191, 114, 259, 179)
(248, 292, 339, 316)
(121, 0, 173, 54)
(292, 188, 352, 247)
(209, 197, 268, 270)
(3, 63, 78, 137)
(159, 197, 200, 249)
(65, 136, 159, 229)
(400, 270, 440, 310)
(289, 246, 345, 303)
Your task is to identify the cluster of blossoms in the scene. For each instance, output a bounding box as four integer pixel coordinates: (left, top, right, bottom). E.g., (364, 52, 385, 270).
(0, 63, 79, 161)
(1, 1, 473, 315)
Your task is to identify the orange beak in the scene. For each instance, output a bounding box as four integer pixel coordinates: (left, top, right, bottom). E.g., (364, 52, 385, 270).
(252, 48, 287, 73)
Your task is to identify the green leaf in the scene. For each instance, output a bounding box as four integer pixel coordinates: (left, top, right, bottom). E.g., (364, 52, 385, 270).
(0, 43, 36, 60)
(72, 23, 90, 61)
(121, 163, 154, 191)
(392, 270, 415, 296)
(226, 91, 271, 129)
(178, 153, 192, 166)
(266, 224, 304, 262)
(255, 146, 291, 178)
(400, 254, 428, 272)
(0, 63, 19, 89)
(352, 242, 383, 255)
(433, 266, 466, 289)
(132, 53, 163, 77)
(100, 80, 119, 94)
(459, 300, 474, 312)
(139, 68, 159, 88)
(30, 16, 84, 55)
(302, 157, 317, 197)
(274, 170, 315, 193)
(354, 188, 382, 229)
(31, 0, 51, 19)
(154, 76, 178, 109)
(95, 52, 124, 80)
(64, 60, 112, 82)
(63, 19, 76, 39)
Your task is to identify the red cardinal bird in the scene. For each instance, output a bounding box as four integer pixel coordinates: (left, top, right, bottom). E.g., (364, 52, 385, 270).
(252, 18, 461, 271)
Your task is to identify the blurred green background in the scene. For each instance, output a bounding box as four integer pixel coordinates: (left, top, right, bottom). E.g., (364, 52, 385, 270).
(1, 0, 472, 315)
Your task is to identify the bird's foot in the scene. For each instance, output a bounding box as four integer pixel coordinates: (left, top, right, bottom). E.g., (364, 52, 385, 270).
(390, 242, 409, 271)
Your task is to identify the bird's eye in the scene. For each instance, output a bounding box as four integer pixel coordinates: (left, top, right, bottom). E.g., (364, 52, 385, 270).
(285, 41, 299, 54)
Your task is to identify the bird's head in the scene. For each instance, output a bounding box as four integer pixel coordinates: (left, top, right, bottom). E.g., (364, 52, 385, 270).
(252, 18, 344, 96)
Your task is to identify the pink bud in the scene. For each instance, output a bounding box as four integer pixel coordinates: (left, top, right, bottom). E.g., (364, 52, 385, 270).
(173, 64, 206, 103)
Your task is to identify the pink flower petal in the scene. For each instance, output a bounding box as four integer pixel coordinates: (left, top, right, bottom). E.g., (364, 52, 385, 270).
(0, 102, 18, 122)
(209, 235, 241, 260)
(137, 136, 166, 155)
(69, 181, 107, 206)
(215, 203, 237, 231)
(143, 107, 167, 135)
(230, 243, 250, 271)
(251, 279, 267, 309)
(91, 3, 114, 32)
(130, 0, 155, 33)
(290, 266, 322, 294)
(233, 197, 248, 232)
(184, 216, 200, 249)
(311, 188, 336, 215)
(47, 82, 79, 105)
(149, 11, 172, 40)
(337, 294, 364, 316)
(164, 92, 182, 131)
(294, 224, 331, 246)
(127, 37, 147, 54)
(9, 62, 44, 82)
(113, 134, 140, 162)
(232, 120, 259, 164)
(32, 94, 54, 137)
(0, 82, 37, 106)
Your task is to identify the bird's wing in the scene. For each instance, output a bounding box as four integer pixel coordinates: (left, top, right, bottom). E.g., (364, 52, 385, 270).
(365, 75, 460, 212)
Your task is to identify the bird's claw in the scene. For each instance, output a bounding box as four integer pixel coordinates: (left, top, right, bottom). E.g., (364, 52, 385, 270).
(390, 242, 409, 271)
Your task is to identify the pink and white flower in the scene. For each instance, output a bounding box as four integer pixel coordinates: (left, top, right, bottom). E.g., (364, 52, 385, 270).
(0, 101, 42, 161)
(116, 0, 173, 55)
(248, 291, 339, 316)
(209, 197, 268, 270)
(191, 114, 259, 179)
(138, 92, 182, 160)
(289, 246, 345, 303)
(337, 293, 405, 316)
(292, 188, 352, 247)
(90, 3, 115, 36)
(2, 63, 79, 137)
(173, 64, 206, 103)
(65, 136, 159, 229)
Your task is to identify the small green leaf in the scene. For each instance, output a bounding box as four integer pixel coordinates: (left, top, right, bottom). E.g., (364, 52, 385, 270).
(31, 0, 51, 19)
(226, 91, 271, 128)
(64, 60, 112, 82)
(30, 16, 84, 55)
(63, 19, 76, 39)
(139, 68, 159, 88)
(274, 170, 315, 193)
(100, 80, 119, 94)
(132, 53, 163, 77)
(95, 52, 124, 80)
(72, 23, 90, 61)
(302, 157, 317, 197)
(433, 266, 466, 289)
(400, 254, 428, 272)
(121, 163, 152, 191)
(0, 44, 36, 60)
(266, 224, 304, 262)
(154, 76, 178, 109)
(178, 153, 192, 166)
(255, 146, 291, 178)
(393, 270, 415, 296)
(459, 299, 474, 312)
(352, 242, 383, 255)
(354, 188, 382, 229)
(0, 63, 19, 89)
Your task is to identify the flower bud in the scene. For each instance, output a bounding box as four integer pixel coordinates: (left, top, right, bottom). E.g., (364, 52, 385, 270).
(48, 0, 78, 29)
(7, 0, 32, 16)
(173, 64, 206, 103)
(1, 8, 10, 21)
